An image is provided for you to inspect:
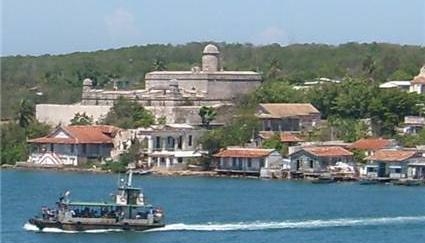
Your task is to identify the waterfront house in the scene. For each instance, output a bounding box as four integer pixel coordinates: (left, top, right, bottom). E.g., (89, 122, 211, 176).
(256, 103, 321, 132)
(214, 147, 282, 176)
(27, 125, 130, 166)
(407, 157, 425, 179)
(349, 137, 396, 157)
(136, 124, 205, 168)
(399, 116, 425, 135)
(363, 149, 420, 179)
(289, 146, 353, 175)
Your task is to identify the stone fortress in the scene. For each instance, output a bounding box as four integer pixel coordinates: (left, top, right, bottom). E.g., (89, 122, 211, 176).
(36, 44, 262, 125)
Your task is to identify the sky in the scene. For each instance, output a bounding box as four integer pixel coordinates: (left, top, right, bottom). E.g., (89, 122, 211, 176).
(1, 0, 424, 56)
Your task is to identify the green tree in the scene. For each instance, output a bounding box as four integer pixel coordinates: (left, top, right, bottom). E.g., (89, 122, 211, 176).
(16, 98, 35, 128)
(0, 123, 27, 164)
(255, 81, 306, 104)
(199, 112, 259, 155)
(199, 106, 217, 129)
(70, 112, 93, 125)
(328, 116, 368, 142)
(0, 120, 50, 164)
(152, 57, 167, 71)
(157, 116, 167, 125)
(101, 97, 155, 129)
(262, 133, 283, 152)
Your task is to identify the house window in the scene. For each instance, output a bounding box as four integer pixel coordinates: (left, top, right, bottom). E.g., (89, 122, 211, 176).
(178, 136, 183, 149)
(82, 144, 87, 154)
(260, 158, 265, 167)
(232, 158, 237, 167)
(247, 158, 252, 168)
(50, 144, 54, 152)
(70, 144, 74, 153)
(309, 160, 314, 168)
(155, 136, 161, 149)
(167, 136, 175, 150)
(188, 135, 193, 147)
(367, 167, 377, 173)
(394, 168, 402, 174)
(177, 157, 183, 163)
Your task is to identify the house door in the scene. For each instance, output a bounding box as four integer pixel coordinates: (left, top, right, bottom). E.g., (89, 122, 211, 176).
(377, 163, 386, 177)
(296, 160, 301, 170)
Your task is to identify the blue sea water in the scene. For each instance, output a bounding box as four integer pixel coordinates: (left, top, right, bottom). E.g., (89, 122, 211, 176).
(1, 169, 425, 243)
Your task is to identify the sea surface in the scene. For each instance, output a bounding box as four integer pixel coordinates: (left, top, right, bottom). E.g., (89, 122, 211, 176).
(1, 169, 425, 243)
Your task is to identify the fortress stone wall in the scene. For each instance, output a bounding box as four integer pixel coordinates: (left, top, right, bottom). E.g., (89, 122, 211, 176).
(37, 44, 262, 125)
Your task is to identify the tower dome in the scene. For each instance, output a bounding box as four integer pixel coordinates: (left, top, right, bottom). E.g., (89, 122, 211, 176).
(83, 78, 93, 86)
(203, 44, 220, 54)
(202, 44, 220, 72)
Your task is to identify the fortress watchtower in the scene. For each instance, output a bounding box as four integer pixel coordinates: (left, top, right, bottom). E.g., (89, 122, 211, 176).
(202, 44, 220, 72)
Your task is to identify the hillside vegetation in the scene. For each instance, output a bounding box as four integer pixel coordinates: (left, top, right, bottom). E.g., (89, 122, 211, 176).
(2, 42, 424, 119)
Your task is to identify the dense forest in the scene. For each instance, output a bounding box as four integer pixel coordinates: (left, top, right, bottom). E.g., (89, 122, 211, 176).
(1, 42, 424, 119)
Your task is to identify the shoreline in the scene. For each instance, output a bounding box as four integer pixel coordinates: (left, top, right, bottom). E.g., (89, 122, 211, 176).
(0, 163, 219, 177)
(1, 164, 279, 179)
(2, 164, 425, 186)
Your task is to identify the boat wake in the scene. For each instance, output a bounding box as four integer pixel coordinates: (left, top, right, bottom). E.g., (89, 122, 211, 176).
(23, 223, 123, 233)
(24, 215, 425, 233)
(147, 215, 425, 232)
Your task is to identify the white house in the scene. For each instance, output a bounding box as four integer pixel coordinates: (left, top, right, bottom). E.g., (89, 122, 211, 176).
(136, 124, 205, 168)
(27, 125, 130, 166)
(409, 65, 425, 94)
(214, 147, 282, 176)
(363, 149, 420, 179)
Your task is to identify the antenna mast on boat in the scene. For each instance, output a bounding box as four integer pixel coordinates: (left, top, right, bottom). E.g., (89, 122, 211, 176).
(127, 169, 133, 187)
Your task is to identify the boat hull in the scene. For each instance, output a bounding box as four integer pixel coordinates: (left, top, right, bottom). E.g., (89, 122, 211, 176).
(29, 218, 165, 231)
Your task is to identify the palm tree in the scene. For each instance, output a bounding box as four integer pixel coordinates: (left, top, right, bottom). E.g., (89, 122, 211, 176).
(152, 58, 167, 71)
(16, 98, 34, 128)
(199, 106, 217, 129)
(70, 112, 93, 125)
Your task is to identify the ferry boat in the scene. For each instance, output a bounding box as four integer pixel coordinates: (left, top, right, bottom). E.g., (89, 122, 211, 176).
(28, 170, 165, 231)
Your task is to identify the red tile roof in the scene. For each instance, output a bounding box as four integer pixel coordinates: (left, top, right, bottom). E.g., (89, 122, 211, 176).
(303, 146, 353, 157)
(28, 125, 120, 144)
(257, 103, 320, 118)
(214, 148, 275, 158)
(365, 150, 417, 162)
(280, 132, 304, 142)
(258, 131, 304, 143)
(349, 138, 392, 150)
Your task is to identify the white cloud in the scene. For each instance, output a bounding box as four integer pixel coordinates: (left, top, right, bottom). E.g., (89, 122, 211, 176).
(105, 8, 141, 41)
(254, 26, 291, 46)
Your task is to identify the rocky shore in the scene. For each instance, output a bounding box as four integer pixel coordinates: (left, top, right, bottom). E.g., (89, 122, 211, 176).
(1, 162, 219, 177)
